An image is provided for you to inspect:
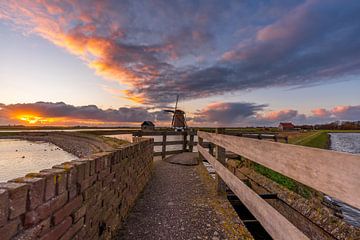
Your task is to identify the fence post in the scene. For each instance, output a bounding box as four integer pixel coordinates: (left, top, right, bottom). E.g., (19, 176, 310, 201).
(162, 132, 167, 159)
(182, 131, 188, 152)
(215, 128, 226, 194)
(198, 135, 204, 162)
(188, 130, 195, 152)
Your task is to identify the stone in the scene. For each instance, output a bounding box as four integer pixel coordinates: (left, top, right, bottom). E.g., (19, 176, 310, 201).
(164, 152, 199, 166)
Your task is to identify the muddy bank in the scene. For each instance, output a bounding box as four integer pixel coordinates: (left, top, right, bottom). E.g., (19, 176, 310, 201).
(0, 132, 127, 158)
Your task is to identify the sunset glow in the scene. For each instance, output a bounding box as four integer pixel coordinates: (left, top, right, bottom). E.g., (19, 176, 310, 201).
(0, 0, 359, 126)
(16, 114, 55, 125)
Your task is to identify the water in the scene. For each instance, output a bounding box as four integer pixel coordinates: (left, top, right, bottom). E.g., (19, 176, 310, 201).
(0, 128, 139, 133)
(328, 133, 360, 227)
(0, 139, 78, 182)
(330, 132, 360, 154)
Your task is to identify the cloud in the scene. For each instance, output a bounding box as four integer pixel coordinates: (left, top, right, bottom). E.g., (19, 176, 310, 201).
(256, 110, 299, 121)
(0, 101, 359, 126)
(191, 102, 360, 126)
(331, 105, 360, 121)
(193, 102, 267, 124)
(0, 102, 159, 126)
(1, 1, 360, 105)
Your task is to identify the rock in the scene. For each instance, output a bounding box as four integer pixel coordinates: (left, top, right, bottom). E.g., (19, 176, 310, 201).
(164, 152, 199, 166)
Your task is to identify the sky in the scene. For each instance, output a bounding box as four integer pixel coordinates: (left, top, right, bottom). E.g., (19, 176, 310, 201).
(0, 0, 359, 126)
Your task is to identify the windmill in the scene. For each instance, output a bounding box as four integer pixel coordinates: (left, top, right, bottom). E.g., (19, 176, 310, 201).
(163, 95, 187, 131)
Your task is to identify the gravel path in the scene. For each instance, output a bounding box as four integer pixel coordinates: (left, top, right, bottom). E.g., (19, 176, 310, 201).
(118, 158, 252, 240)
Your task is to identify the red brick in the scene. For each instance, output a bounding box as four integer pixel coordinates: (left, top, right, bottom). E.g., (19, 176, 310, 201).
(31, 192, 68, 224)
(68, 186, 78, 200)
(0, 182, 28, 219)
(82, 181, 100, 201)
(53, 195, 82, 225)
(41, 169, 67, 195)
(11, 177, 45, 210)
(98, 168, 111, 181)
(53, 162, 78, 189)
(0, 218, 21, 240)
(59, 217, 84, 240)
(72, 205, 86, 222)
(70, 161, 87, 182)
(0, 189, 9, 227)
(40, 216, 72, 240)
(14, 217, 51, 239)
(79, 174, 97, 192)
(26, 172, 56, 201)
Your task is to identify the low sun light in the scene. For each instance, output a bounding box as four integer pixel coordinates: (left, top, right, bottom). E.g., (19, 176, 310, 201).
(17, 114, 53, 125)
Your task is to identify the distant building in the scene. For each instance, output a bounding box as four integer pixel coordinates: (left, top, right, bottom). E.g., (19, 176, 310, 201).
(278, 122, 295, 131)
(141, 121, 155, 131)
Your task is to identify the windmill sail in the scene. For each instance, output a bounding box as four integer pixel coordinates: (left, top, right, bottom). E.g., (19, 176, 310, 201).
(163, 95, 187, 130)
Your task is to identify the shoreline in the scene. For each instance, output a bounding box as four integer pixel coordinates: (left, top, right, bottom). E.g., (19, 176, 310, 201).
(0, 132, 126, 158)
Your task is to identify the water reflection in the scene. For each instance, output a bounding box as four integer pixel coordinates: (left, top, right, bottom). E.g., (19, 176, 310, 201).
(0, 139, 78, 182)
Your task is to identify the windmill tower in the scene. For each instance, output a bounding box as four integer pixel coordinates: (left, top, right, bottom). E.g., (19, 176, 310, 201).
(163, 95, 187, 131)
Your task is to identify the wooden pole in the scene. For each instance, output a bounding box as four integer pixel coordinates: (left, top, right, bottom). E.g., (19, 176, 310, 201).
(188, 130, 195, 152)
(162, 132, 167, 159)
(198, 136, 204, 162)
(182, 131, 188, 152)
(215, 128, 226, 194)
(209, 143, 214, 156)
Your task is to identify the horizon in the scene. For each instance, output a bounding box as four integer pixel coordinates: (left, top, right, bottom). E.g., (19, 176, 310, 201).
(1, 0, 360, 127)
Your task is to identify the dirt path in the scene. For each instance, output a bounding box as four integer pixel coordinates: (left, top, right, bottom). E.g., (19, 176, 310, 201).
(118, 158, 253, 240)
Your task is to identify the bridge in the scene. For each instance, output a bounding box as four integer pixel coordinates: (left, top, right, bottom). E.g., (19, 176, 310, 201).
(0, 129, 359, 239)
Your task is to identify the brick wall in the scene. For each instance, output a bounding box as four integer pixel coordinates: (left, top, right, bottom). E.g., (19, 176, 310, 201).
(0, 138, 153, 240)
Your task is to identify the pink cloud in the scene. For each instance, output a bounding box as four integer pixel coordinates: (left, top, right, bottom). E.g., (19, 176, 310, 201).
(257, 109, 298, 121)
(311, 108, 331, 117)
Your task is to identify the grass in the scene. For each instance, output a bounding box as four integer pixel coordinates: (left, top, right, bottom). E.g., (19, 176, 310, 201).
(292, 131, 329, 149)
(249, 130, 330, 199)
(251, 163, 314, 198)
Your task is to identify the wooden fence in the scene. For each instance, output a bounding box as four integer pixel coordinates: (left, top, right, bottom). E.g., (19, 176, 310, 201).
(197, 130, 360, 240)
(133, 130, 196, 159)
(132, 129, 286, 159)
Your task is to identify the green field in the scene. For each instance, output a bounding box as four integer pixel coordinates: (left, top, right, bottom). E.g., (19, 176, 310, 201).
(250, 130, 332, 198)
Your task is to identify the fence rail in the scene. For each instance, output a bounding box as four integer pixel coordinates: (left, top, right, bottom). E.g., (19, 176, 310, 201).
(197, 130, 360, 240)
(132, 129, 286, 159)
(133, 130, 196, 159)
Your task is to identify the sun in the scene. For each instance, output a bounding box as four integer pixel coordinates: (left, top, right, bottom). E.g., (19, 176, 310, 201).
(16, 114, 53, 124)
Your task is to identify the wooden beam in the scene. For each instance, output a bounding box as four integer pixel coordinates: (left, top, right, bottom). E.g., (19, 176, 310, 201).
(153, 141, 184, 146)
(198, 145, 309, 240)
(198, 131, 360, 209)
(154, 150, 183, 157)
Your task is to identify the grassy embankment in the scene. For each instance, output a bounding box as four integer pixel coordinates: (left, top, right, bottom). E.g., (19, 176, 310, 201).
(250, 130, 330, 199)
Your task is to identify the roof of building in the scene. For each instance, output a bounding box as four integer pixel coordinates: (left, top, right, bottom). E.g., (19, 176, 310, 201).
(141, 121, 155, 126)
(279, 122, 295, 128)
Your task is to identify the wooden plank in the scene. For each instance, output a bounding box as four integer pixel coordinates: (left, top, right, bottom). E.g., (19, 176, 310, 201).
(134, 131, 185, 136)
(198, 145, 309, 240)
(198, 131, 360, 209)
(161, 133, 167, 160)
(153, 141, 184, 146)
(154, 150, 183, 156)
